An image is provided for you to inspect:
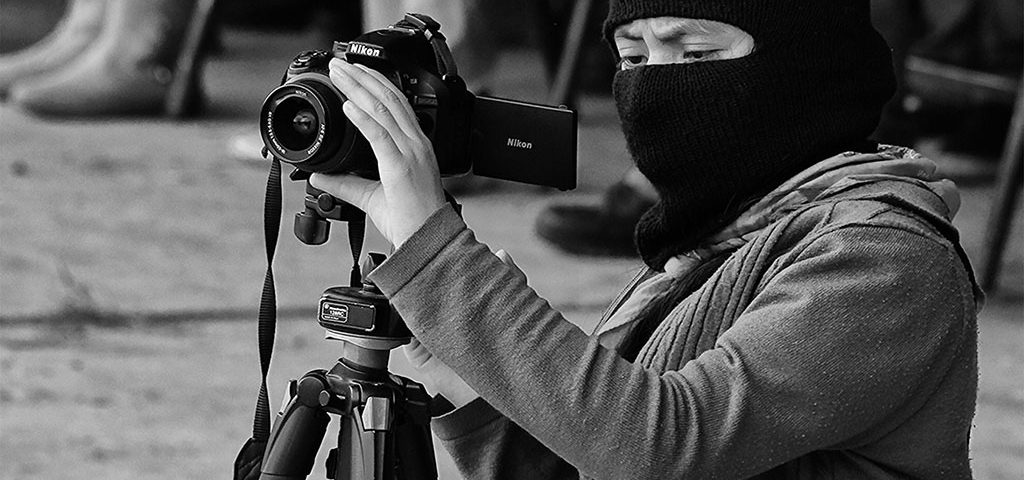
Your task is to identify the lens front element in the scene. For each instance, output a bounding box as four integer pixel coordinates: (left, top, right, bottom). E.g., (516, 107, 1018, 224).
(272, 98, 320, 151)
(260, 74, 350, 171)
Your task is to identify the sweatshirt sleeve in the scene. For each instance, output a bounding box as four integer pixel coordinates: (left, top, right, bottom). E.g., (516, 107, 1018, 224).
(368, 206, 972, 479)
(430, 397, 579, 479)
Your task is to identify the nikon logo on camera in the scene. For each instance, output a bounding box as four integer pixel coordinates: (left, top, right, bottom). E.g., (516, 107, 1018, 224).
(348, 42, 383, 58)
(507, 138, 532, 150)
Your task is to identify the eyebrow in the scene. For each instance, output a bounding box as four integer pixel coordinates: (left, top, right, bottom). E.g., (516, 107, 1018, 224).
(614, 20, 702, 42)
(657, 23, 693, 40)
(614, 28, 644, 41)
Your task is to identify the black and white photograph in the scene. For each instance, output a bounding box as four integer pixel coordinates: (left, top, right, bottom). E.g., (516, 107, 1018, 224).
(1, 0, 1021, 478)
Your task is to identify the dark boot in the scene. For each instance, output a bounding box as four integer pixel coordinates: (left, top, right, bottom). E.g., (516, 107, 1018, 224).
(534, 179, 656, 257)
(0, 0, 107, 99)
(10, 0, 200, 117)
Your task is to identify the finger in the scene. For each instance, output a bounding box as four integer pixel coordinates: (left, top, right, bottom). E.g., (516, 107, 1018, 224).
(495, 249, 527, 281)
(927, 178, 961, 218)
(342, 100, 431, 190)
(348, 62, 424, 142)
(330, 63, 404, 140)
(309, 172, 382, 214)
(330, 62, 422, 147)
(334, 59, 416, 117)
(403, 339, 432, 366)
(860, 157, 936, 179)
(352, 62, 415, 117)
(407, 337, 430, 354)
(882, 156, 937, 180)
(339, 100, 408, 170)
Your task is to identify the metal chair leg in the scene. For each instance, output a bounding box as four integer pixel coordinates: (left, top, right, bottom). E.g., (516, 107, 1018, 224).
(165, 0, 219, 118)
(979, 73, 1024, 292)
(547, 0, 594, 107)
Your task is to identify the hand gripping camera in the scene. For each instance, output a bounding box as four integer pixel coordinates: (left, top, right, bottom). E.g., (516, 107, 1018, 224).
(259, 13, 577, 245)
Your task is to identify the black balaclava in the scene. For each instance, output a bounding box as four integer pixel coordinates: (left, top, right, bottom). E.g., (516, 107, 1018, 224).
(605, 0, 896, 269)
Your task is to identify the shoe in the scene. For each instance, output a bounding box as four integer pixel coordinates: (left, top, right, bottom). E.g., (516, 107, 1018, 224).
(9, 0, 202, 117)
(0, 0, 107, 100)
(534, 180, 655, 257)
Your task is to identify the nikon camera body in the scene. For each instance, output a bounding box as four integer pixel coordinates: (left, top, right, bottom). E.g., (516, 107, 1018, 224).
(259, 13, 577, 191)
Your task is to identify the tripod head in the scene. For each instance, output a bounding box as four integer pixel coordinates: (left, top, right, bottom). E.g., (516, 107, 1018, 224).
(293, 178, 415, 359)
(318, 252, 413, 367)
(319, 253, 411, 342)
(294, 178, 365, 246)
(258, 251, 436, 480)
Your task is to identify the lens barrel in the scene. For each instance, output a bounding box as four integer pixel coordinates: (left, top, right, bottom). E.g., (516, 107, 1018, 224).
(260, 74, 352, 173)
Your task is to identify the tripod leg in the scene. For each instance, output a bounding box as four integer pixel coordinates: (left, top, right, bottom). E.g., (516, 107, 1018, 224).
(394, 381, 437, 480)
(260, 394, 330, 480)
(375, 431, 389, 480)
(393, 418, 438, 480)
(336, 407, 434, 480)
(334, 414, 372, 480)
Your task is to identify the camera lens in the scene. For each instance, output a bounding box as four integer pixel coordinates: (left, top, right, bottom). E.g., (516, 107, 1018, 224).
(272, 98, 320, 151)
(260, 75, 358, 172)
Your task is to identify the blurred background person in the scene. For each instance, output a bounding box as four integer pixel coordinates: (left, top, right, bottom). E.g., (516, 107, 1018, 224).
(0, 0, 207, 116)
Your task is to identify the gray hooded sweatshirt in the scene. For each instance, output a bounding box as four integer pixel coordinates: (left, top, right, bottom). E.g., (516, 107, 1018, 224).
(368, 176, 981, 479)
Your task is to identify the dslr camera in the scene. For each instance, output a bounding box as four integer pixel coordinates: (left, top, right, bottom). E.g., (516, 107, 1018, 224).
(243, 17, 578, 479)
(260, 13, 577, 209)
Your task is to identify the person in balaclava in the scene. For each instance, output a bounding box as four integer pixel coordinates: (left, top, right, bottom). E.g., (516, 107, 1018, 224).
(309, 0, 982, 478)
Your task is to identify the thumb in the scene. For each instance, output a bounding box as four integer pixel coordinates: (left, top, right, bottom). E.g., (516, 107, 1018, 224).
(309, 172, 381, 213)
(927, 178, 961, 219)
(403, 338, 434, 369)
(495, 249, 527, 281)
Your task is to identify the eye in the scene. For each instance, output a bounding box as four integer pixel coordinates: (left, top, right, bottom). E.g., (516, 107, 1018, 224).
(618, 55, 647, 70)
(683, 49, 722, 62)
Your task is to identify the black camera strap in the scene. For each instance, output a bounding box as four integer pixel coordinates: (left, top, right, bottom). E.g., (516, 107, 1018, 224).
(237, 152, 372, 480)
(398, 13, 458, 79)
(234, 152, 283, 480)
(254, 154, 282, 443)
(347, 216, 365, 288)
(248, 160, 368, 433)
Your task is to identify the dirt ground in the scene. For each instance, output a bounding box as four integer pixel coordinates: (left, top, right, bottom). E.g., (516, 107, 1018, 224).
(1, 28, 1022, 479)
(1, 303, 1020, 480)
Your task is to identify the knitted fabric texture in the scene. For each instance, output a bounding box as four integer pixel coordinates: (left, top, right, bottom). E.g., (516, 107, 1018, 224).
(370, 177, 980, 478)
(606, 0, 896, 268)
(595, 145, 960, 353)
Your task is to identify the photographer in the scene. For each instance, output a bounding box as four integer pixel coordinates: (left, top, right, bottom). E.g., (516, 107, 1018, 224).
(309, 0, 981, 478)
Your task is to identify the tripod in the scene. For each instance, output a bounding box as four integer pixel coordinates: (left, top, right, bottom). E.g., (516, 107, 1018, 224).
(253, 178, 439, 480)
(259, 328, 437, 480)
